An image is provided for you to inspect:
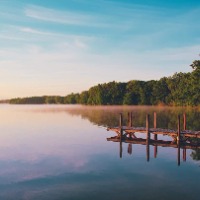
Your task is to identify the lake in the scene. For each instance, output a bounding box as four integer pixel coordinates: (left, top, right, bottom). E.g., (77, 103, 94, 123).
(0, 104, 200, 200)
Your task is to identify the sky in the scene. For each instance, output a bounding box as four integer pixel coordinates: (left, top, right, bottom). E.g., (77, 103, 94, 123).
(0, 0, 200, 99)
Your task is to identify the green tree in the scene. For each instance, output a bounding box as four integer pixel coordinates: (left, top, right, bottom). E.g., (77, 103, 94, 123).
(189, 60, 200, 105)
(123, 81, 143, 105)
(79, 91, 89, 104)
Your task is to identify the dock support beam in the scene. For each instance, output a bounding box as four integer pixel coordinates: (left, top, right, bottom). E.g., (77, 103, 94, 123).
(146, 114, 150, 141)
(154, 112, 157, 139)
(146, 114, 150, 162)
(183, 113, 187, 161)
(154, 112, 158, 158)
(127, 112, 133, 138)
(129, 112, 133, 127)
(119, 113, 123, 138)
(177, 115, 181, 144)
(177, 115, 181, 166)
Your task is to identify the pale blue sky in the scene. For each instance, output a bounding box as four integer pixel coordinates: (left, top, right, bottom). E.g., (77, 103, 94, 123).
(0, 0, 200, 99)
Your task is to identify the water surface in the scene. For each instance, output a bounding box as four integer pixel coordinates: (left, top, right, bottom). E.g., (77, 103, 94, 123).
(0, 105, 199, 200)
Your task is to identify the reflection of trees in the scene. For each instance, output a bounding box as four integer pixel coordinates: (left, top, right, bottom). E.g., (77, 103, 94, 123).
(191, 149, 200, 161)
(190, 138, 200, 161)
(66, 106, 200, 131)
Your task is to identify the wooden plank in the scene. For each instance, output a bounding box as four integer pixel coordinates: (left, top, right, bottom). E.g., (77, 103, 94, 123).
(119, 113, 123, 138)
(107, 126, 200, 137)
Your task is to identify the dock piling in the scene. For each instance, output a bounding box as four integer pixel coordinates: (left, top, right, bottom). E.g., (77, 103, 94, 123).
(154, 112, 158, 158)
(146, 114, 150, 141)
(119, 113, 123, 138)
(154, 112, 157, 140)
(129, 112, 133, 127)
(127, 112, 133, 127)
(146, 114, 150, 161)
(127, 112, 130, 127)
(183, 113, 187, 130)
(177, 115, 181, 144)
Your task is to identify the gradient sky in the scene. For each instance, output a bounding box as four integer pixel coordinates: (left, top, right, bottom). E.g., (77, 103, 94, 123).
(0, 0, 200, 99)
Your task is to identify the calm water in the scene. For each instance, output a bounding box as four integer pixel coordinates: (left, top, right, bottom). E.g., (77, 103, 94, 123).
(0, 105, 200, 200)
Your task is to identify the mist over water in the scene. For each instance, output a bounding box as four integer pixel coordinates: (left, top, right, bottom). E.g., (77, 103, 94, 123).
(0, 105, 199, 200)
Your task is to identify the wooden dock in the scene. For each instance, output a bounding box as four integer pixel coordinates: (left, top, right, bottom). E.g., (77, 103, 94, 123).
(107, 113, 200, 144)
(106, 112, 200, 165)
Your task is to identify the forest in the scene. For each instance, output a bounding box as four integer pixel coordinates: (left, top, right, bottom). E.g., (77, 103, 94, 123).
(8, 60, 200, 106)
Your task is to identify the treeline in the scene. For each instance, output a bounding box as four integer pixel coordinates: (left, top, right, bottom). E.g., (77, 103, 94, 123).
(0, 99, 9, 103)
(9, 60, 200, 106)
(9, 95, 79, 104)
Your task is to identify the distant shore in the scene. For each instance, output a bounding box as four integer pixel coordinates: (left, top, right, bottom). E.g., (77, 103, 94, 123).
(1, 60, 200, 107)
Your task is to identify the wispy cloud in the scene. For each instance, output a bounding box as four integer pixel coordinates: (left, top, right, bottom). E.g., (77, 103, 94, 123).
(0, 25, 94, 52)
(24, 3, 166, 30)
(19, 27, 53, 35)
(17, 26, 94, 41)
(0, 34, 28, 41)
(25, 5, 98, 26)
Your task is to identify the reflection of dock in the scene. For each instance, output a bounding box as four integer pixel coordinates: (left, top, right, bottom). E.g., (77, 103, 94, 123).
(107, 112, 200, 166)
(107, 137, 187, 166)
(107, 137, 200, 150)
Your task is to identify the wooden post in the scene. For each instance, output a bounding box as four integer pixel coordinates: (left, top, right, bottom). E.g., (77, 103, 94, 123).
(127, 112, 130, 137)
(177, 115, 181, 166)
(127, 112, 133, 127)
(146, 114, 150, 162)
(154, 112, 157, 129)
(146, 114, 150, 141)
(129, 112, 133, 127)
(153, 112, 157, 158)
(127, 112, 130, 127)
(177, 115, 181, 144)
(154, 112, 157, 140)
(183, 113, 186, 130)
(119, 113, 123, 138)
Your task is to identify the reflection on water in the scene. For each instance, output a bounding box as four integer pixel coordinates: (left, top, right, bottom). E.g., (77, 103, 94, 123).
(0, 105, 200, 200)
(111, 140, 188, 166)
(62, 105, 200, 130)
